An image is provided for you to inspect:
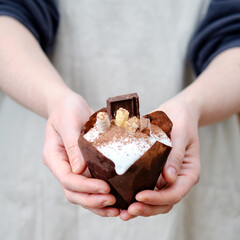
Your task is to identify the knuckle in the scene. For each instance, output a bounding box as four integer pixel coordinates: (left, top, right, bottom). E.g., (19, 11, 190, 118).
(162, 205, 173, 214)
(65, 192, 76, 205)
(172, 150, 184, 164)
(174, 194, 183, 204)
(190, 173, 200, 185)
(65, 143, 81, 163)
(66, 142, 79, 156)
(170, 190, 183, 204)
(167, 150, 185, 170)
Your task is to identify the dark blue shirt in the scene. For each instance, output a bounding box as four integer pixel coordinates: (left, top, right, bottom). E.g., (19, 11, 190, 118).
(0, 0, 59, 54)
(189, 0, 240, 75)
(1, 0, 240, 75)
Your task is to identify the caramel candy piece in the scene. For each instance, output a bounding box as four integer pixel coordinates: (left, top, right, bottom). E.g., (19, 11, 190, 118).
(115, 108, 129, 127)
(107, 93, 140, 120)
(123, 116, 140, 133)
(96, 112, 110, 133)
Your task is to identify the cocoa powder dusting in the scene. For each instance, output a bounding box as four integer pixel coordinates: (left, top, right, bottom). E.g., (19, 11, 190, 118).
(150, 124, 163, 135)
(90, 122, 163, 149)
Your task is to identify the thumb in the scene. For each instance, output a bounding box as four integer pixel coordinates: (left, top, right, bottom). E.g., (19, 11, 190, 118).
(162, 137, 186, 183)
(62, 128, 86, 174)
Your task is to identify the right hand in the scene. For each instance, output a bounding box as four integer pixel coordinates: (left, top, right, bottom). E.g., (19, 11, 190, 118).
(119, 95, 201, 221)
(42, 90, 120, 217)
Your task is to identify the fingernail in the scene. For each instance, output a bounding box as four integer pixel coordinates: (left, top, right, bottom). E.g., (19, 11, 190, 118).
(136, 195, 146, 202)
(167, 167, 177, 180)
(103, 201, 114, 206)
(98, 189, 108, 194)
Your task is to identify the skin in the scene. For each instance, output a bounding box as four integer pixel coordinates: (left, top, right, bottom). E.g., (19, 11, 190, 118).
(1, 17, 240, 221)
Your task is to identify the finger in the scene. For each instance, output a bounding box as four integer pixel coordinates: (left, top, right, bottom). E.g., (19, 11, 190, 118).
(87, 207, 120, 217)
(44, 127, 110, 194)
(137, 138, 201, 206)
(136, 174, 196, 206)
(163, 132, 187, 183)
(119, 210, 137, 221)
(51, 155, 110, 194)
(128, 202, 173, 217)
(64, 189, 116, 208)
(61, 126, 86, 174)
(155, 174, 168, 190)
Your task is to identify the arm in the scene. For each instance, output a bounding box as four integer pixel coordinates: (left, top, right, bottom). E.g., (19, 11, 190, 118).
(119, 0, 240, 220)
(162, 47, 240, 128)
(185, 47, 240, 126)
(120, 47, 240, 220)
(0, 16, 120, 217)
(0, 16, 67, 118)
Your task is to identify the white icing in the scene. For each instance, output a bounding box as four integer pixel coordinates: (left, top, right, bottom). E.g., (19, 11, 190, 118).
(151, 132, 172, 147)
(84, 125, 172, 175)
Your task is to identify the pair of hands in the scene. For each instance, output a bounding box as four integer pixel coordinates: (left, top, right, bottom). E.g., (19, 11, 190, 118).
(42, 90, 201, 221)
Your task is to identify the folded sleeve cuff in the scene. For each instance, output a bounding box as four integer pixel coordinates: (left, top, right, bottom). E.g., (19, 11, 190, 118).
(0, 0, 59, 54)
(189, 0, 240, 76)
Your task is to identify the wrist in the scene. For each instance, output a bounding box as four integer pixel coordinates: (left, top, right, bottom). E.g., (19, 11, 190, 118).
(46, 87, 92, 126)
(158, 91, 201, 128)
(176, 88, 202, 127)
(45, 85, 73, 119)
(185, 48, 240, 126)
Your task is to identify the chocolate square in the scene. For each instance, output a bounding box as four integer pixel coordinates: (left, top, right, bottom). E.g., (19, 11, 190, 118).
(106, 93, 140, 119)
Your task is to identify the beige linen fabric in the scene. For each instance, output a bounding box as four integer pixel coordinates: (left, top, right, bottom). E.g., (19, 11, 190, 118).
(1, 0, 240, 239)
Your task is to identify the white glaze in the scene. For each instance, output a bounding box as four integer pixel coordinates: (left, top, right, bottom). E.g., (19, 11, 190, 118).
(84, 125, 172, 175)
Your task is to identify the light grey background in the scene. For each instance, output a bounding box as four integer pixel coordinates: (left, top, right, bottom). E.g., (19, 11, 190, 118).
(1, 0, 240, 239)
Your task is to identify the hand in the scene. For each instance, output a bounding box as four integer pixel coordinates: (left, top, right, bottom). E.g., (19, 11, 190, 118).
(42, 90, 120, 217)
(120, 98, 201, 221)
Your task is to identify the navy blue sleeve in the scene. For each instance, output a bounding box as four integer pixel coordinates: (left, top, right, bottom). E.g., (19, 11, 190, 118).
(189, 0, 240, 76)
(0, 0, 59, 54)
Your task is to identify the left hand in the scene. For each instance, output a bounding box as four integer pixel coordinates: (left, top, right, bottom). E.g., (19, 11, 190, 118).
(119, 98, 201, 221)
(42, 91, 120, 218)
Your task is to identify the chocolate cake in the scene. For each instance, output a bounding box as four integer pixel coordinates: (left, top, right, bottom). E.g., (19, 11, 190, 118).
(78, 93, 172, 209)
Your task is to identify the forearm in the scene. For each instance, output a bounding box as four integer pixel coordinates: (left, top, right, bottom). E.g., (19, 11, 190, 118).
(174, 48, 240, 126)
(0, 16, 69, 118)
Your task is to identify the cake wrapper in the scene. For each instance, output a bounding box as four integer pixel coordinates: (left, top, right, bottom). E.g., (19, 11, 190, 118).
(78, 108, 172, 209)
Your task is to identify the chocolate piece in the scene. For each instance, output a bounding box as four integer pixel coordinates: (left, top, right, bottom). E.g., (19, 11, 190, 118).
(78, 110, 172, 209)
(107, 93, 140, 120)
